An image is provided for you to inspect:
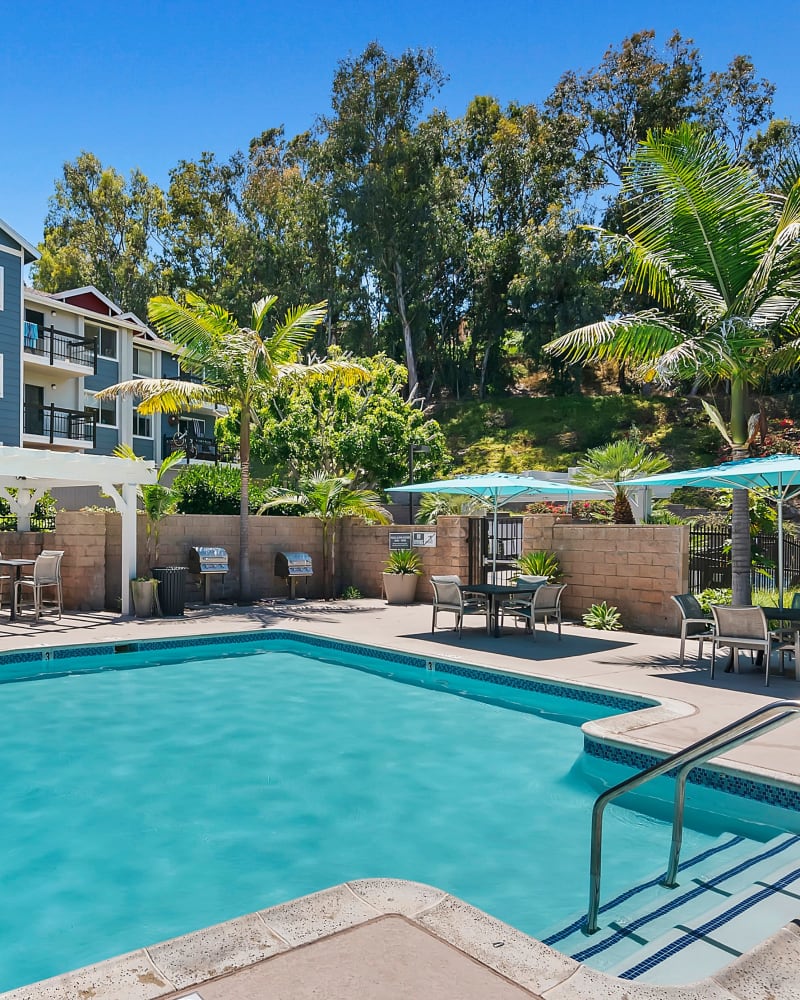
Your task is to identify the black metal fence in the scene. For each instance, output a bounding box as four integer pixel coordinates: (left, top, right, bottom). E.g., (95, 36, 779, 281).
(163, 434, 239, 465)
(0, 512, 56, 533)
(466, 514, 524, 585)
(689, 523, 800, 592)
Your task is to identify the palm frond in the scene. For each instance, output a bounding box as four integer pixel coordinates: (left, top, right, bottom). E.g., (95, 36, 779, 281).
(95, 378, 226, 414)
(147, 294, 238, 353)
(265, 302, 328, 366)
(251, 295, 279, 332)
(544, 311, 681, 365)
(624, 125, 772, 307)
(276, 359, 370, 387)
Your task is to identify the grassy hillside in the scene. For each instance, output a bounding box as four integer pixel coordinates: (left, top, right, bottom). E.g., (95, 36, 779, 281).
(436, 394, 724, 474)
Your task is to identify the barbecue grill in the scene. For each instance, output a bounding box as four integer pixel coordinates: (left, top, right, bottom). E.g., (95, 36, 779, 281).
(188, 546, 229, 604)
(275, 551, 313, 599)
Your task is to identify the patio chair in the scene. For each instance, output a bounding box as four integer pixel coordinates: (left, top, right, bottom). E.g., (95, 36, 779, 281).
(15, 550, 64, 621)
(671, 594, 715, 667)
(709, 605, 773, 686)
(501, 575, 549, 613)
(430, 575, 488, 638)
(0, 553, 11, 612)
(500, 583, 567, 639)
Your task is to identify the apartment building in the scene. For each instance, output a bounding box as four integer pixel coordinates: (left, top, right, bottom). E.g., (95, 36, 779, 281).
(0, 216, 226, 472)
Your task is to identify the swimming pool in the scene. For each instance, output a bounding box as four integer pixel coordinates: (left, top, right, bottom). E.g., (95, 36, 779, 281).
(0, 632, 794, 991)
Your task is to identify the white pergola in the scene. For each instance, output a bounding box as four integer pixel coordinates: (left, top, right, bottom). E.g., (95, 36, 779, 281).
(0, 447, 157, 614)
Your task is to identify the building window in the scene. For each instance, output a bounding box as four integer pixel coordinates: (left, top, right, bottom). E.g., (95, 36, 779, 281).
(133, 346, 154, 378)
(133, 407, 152, 438)
(84, 392, 117, 428)
(85, 323, 117, 360)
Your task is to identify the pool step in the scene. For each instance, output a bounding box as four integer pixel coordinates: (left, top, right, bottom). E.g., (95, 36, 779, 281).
(545, 832, 800, 984)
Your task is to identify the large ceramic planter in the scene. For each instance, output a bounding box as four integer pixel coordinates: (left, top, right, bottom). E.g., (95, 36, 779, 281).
(382, 572, 419, 605)
(131, 578, 158, 618)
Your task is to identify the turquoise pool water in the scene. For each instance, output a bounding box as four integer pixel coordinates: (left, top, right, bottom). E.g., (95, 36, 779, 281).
(0, 639, 763, 989)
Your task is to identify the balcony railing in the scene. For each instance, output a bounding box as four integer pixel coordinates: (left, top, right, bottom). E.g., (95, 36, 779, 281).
(163, 434, 238, 465)
(23, 404, 97, 446)
(24, 323, 98, 372)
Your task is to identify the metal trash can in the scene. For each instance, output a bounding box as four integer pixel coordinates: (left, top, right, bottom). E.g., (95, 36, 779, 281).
(152, 566, 188, 617)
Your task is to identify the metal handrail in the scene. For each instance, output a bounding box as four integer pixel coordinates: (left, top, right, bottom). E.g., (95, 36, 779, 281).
(586, 699, 800, 933)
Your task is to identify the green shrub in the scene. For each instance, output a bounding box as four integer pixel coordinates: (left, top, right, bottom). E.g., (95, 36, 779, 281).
(341, 586, 362, 600)
(582, 601, 623, 630)
(516, 550, 562, 582)
(171, 465, 273, 515)
(696, 588, 732, 613)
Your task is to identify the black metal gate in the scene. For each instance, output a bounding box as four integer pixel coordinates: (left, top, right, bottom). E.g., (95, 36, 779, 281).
(689, 524, 800, 592)
(467, 514, 523, 584)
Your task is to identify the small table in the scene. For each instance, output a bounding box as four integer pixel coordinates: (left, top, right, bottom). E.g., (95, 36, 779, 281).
(0, 559, 36, 622)
(460, 582, 545, 637)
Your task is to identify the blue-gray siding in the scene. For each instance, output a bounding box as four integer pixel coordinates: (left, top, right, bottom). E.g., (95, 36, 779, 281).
(0, 248, 21, 445)
(94, 426, 119, 455)
(133, 438, 154, 461)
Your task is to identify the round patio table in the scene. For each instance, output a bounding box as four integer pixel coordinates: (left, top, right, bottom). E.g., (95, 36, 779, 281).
(459, 581, 545, 637)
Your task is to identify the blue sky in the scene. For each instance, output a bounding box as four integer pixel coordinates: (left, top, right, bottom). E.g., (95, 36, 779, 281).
(4, 0, 800, 245)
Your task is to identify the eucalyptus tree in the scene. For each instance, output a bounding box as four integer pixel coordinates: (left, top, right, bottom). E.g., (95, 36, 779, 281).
(98, 292, 365, 602)
(447, 96, 594, 395)
(33, 152, 165, 315)
(546, 124, 800, 603)
(320, 42, 447, 392)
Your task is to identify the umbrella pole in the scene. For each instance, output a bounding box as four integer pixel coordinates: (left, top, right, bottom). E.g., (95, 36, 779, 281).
(492, 501, 499, 580)
(778, 481, 785, 608)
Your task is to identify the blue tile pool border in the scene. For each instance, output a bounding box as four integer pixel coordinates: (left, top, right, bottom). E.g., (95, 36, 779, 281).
(1, 628, 799, 814)
(583, 735, 800, 813)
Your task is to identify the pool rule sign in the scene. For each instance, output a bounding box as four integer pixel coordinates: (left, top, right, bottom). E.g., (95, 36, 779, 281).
(389, 531, 437, 550)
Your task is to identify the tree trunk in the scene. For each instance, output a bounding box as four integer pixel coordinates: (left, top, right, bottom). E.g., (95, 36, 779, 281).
(730, 377, 752, 606)
(393, 258, 418, 392)
(612, 490, 635, 524)
(239, 405, 251, 603)
(479, 341, 492, 401)
(321, 518, 330, 599)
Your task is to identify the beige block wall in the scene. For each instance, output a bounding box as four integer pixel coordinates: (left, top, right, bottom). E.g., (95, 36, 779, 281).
(339, 516, 473, 601)
(2, 511, 689, 631)
(522, 515, 689, 634)
(104, 513, 325, 607)
(0, 513, 107, 611)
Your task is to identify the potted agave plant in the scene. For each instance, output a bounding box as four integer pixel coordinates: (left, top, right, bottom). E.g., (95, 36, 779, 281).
(382, 549, 423, 605)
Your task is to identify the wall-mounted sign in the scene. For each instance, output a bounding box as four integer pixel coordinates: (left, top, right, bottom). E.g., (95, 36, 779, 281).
(389, 532, 412, 550)
(412, 530, 437, 548)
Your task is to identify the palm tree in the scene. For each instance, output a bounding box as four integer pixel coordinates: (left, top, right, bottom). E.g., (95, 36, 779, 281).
(260, 473, 391, 597)
(546, 124, 800, 603)
(415, 492, 488, 524)
(98, 292, 365, 602)
(573, 437, 670, 524)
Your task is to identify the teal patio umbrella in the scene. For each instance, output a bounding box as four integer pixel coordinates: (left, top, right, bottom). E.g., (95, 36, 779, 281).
(387, 473, 610, 576)
(620, 454, 800, 607)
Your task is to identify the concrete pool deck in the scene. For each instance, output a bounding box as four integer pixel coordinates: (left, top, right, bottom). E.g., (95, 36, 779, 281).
(2, 598, 800, 1000)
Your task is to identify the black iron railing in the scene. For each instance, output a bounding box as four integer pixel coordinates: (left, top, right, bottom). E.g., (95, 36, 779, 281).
(23, 324, 97, 372)
(0, 512, 56, 532)
(689, 523, 800, 592)
(23, 403, 96, 446)
(162, 434, 238, 465)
